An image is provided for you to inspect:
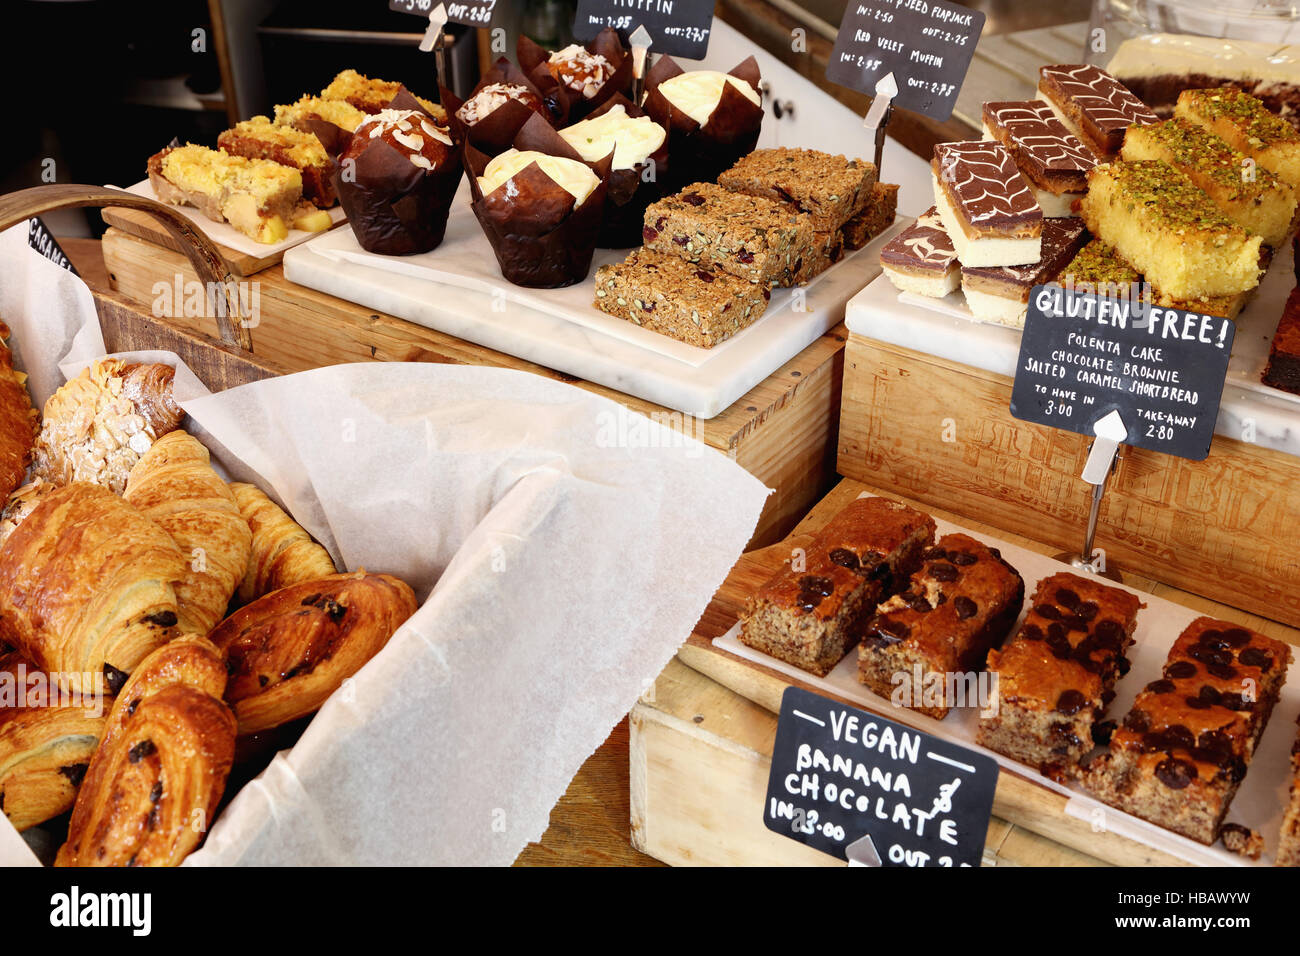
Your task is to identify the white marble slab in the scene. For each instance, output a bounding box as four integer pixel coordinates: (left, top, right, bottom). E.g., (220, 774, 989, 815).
(848, 231, 1300, 459)
(285, 207, 909, 418)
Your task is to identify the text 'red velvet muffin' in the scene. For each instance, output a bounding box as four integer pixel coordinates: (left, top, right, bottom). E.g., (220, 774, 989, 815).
(333, 89, 464, 255)
(467, 112, 613, 288)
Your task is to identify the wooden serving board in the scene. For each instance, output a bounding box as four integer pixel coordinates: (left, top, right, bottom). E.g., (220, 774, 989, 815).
(102, 206, 287, 276)
(98, 227, 846, 548)
(650, 477, 1300, 867)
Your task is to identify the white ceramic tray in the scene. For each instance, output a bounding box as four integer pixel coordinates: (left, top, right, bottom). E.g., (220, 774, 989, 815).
(716, 498, 1297, 866)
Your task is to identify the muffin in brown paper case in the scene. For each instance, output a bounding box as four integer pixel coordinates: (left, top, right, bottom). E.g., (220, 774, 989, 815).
(643, 56, 764, 190)
(559, 93, 669, 249)
(518, 27, 633, 124)
(332, 89, 465, 256)
(466, 113, 614, 288)
(445, 58, 565, 158)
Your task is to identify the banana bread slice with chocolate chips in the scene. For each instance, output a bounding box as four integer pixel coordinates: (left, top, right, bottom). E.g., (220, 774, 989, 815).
(739, 496, 935, 677)
(977, 572, 1144, 778)
(857, 533, 1024, 720)
(1083, 617, 1289, 846)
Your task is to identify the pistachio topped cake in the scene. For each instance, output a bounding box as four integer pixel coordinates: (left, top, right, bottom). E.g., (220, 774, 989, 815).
(1121, 118, 1296, 247)
(1079, 160, 1263, 299)
(1176, 88, 1300, 192)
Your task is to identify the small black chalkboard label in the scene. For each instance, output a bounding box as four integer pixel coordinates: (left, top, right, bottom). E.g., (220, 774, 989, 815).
(764, 686, 998, 866)
(389, 0, 497, 28)
(27, 218, 78, 277)
(573, 0, 714, 59)
(1010, 285, 1235, 462)
(825, 0, 984, 122)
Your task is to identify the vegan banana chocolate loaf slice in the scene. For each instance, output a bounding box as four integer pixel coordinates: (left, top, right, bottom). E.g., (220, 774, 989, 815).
(739, 496, 935, 677)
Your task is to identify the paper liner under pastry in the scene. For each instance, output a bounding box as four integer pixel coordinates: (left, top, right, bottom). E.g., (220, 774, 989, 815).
(576, 94, 670, 249)
(444, 58, 564, 159)
(466, 113, 614, 288)
(643, 55, 764, 189)
(518, 27, 633, 124)
(332, 88, 465, 256)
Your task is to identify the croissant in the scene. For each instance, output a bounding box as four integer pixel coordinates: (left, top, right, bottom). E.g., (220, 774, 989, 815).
(0, 651, 106, 831)
(0, 483, 188, 694)
(210, 571, 417, 734)
(0, 328, 38, 500)
(0, 478, 53, 549)
(229, 482, 336, 603)
(55, 682, 236, 867)
(32, 358, 184, 494)
(95, 634, 228, 750)
(124, 432, 252, 635)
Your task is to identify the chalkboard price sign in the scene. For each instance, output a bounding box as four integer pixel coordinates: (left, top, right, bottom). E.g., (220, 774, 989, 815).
(389, 0, 497, 28)
(825, 0, 985, 122)
(573, 0, 715, 59)
(1010, 285, 1235, 461)
(764, 687, 998, 867)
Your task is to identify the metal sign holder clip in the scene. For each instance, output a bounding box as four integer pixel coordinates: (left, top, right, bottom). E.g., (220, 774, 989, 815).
(1055, 409, 1126, 580)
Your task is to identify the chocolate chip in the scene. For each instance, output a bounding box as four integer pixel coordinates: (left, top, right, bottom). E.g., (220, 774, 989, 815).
(1218, 692, 1250, 712)
(1189, 644, 1232, 668)
(58, 763, 88, 788)
(1165, 725, 1195, 750)
(1035, 604, 1062, 620)
(1165, 660, 1197, 680)
(865, 619, 910, 648)
(1092, 720, 1116, 747)
(1020, 623, 1045, 642)
(1055, 588, 1081, 610)
(922, 547, 948, 562)
(146, 805, 159, 831)
(103, 664, 129, 696)
(300, 594, 322, 607)
(258, 675, 269, 687)
(1206, 661, 1237, 681)
(1062, 615, 1090, 633)
(1145, 679, 1175, 695)
(949, 551, 977, 566)
(1186, 696, 1210, 709)
(1198, 629, 1228, 650)
(1222, 628, 1252, 648)
(128, 740, 157, 764)
(1056, 689, 1087, 715)
(953, 596, 977, 620)
(1123, 708, 1150, 733)
(1198, 685, 1222, 706)
(126, 697, 140, 717)
(144, 610, 177, 628)
(797, 575, 835, 611)
(1048, 633, 1073, 660)
(150, 781, 163, 803)
(1093, 620, 1123, 644)
(828, 548, 858, 571)
(908, 594, 933, 614)
(1075, 601, 1099, 621)
(1049, 723, 1082, 748)
(1196, 730, 1232, 760)
(1047, 622, 1067, 642)
(1155, 757, 1197, 790)
(1239, 648, 1273, 672)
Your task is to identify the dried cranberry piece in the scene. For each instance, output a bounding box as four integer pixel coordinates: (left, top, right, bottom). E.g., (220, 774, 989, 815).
(1055, 588, 1081, 610)
(682, 192, 705, 206)
(643, 226, 659, 242)
(673, 234, 689, 246)
(828, 548, 858, 570)
(736, 249, 755, 264)
(1035, 604, 1062, 620)
(695, 270, 714, 282)
(1056, 689, 1087, 715)
(953, 596, 977, 620)
(1239, 648, 1273, 672)
(1164, 660, 1197, 680)
(1155, 757, 1197, 790)
(1145, 679, 1175, 695)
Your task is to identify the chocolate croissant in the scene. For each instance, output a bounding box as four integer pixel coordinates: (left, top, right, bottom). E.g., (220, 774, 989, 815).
(32, 359, 184, 494)
(210, 571, 416, 735)
(0, 483, 188, 693)
(0, 327, 38, 501)
(229, 482, 336, 603)
(0, 650, 106, 831)
(55, 680, 236, 867)
(124, 432, 252, 635)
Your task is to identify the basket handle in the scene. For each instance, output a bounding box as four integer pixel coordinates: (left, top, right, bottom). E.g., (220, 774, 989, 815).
(0, 184, 254, 352)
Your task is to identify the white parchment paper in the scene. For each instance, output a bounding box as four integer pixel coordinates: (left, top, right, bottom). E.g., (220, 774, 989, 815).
(0, 223, 771, 866)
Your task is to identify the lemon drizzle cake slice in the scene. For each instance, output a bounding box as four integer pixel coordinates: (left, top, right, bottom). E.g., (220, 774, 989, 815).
(147, 144, 302, 244)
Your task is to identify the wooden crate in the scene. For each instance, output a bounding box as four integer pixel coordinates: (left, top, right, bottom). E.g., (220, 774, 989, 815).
(649, 476, 1300, 867)
(837, 334, 1300, 629)
(100, 227, 847, 547)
